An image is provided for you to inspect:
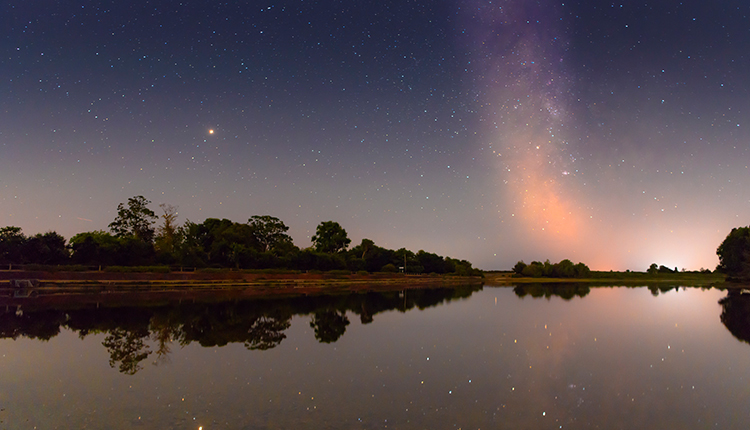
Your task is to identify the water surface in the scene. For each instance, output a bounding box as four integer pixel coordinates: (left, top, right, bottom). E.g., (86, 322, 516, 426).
(1, 284, 749, 429)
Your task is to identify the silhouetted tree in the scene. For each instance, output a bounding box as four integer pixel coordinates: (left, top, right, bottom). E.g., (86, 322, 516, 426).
(574, 262, 591, 278)
(522, 261, 544, 277)
(69, 231, 122, 266)
(0, 226, 26, 265)
(154, 203, 180, 256)
(175, 220, 208, 267)
(185, 218, 253, 267)
(311, 221, 350, 253)
(554, 259, 575, 278)
(513, 261, 527, 275)
(109, 196, 158, 243)
(417, 250, 447, 274)
(248, 215, 294, 252)
(359, 238, 374, 259)
(717, 226, 750, 279)
(24, 231, 69, 265)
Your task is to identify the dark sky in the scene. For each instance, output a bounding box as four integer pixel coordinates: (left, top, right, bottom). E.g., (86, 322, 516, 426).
(2, 0, 748, 270)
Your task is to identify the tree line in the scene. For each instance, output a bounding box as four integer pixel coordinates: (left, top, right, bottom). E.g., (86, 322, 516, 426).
(0, 196, 480, 275)
(512, 259, 591, 278)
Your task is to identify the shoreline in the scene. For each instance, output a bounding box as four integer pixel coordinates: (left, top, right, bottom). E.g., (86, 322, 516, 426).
(0, 269, 484, 293)
(483, 272, 729, 287)
(0, 271, 485, 310)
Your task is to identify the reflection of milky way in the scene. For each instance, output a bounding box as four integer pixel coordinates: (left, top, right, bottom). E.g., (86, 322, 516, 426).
(465, 0, 584, 246)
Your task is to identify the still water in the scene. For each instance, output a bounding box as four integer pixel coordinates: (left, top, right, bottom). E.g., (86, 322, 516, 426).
(1, 284, 749, 429)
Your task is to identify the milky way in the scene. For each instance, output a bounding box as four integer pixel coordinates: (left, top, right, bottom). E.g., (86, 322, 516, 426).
(461, 0, 750, 269)
(464, 0, 586, 252)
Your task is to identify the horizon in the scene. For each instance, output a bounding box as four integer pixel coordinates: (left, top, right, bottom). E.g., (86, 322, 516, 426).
(1, 203, 731, 273)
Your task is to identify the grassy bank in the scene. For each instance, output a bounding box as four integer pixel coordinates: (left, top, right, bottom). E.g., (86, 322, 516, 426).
(484, 270, 726, 286)
(0, 269, 483, 292)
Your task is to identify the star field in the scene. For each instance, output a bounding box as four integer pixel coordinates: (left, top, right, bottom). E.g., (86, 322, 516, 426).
(1, 0, 749, 270)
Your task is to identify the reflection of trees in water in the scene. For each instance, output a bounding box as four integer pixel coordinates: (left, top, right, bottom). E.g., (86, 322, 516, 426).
(0, 309, 64, 341)
(647, 285, 679, 296)
(0, 283, 483, 374)
(150, 312, 183, 365)
(513, 283, 590, 300)
(513, 283, 698, 300)
(245, 314, 292, 350)
(102, 328, 152, 375)
(177, 305, 292, 350)
(719, 290, 750, 344)
(310, 310, 350, 343)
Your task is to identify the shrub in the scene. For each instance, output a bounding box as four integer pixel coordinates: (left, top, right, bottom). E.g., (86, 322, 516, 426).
(381, 263, 397, 273)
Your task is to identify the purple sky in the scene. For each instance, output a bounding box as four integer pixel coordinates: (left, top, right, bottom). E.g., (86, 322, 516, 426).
(1, 0, 748, 270)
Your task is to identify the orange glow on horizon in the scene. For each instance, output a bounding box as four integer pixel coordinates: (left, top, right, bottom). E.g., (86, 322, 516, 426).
(507, 144, 582, 244)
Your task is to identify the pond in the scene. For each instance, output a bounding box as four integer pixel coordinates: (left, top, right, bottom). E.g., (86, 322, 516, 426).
(1, 283, 749, 429)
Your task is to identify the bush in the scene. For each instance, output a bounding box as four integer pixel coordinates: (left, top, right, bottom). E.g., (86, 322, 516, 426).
(381, 263, 397, 273)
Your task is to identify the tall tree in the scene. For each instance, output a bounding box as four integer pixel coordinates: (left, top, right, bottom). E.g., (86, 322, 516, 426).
(359, 238, 374, 259)
(0, 226, 27, 265)
(311, 221, 351, 253)
(248, 215, 293, 252)
(155, 203, 179, 254)
(109, 196, 158, 243)
(717, 226, 750, 279)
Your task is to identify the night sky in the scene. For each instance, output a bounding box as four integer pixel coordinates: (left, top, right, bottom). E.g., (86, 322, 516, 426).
(1, 0, 748, 270)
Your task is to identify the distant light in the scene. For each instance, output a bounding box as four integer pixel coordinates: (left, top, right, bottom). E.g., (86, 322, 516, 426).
(208, 129, 214, 134)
